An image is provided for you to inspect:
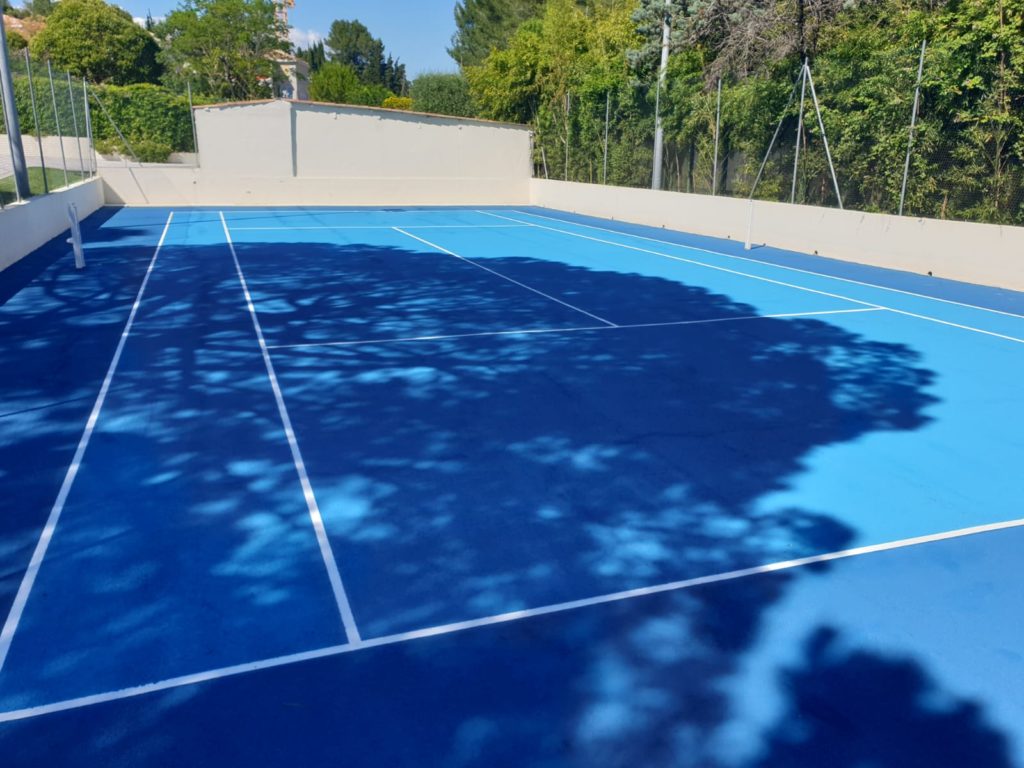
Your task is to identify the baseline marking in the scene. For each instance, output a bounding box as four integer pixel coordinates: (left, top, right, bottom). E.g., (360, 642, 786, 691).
(481, 211, 1024, 345)
(266, 307, 884, 351)
(3, 514, 1023, 723)
(502, 208, 1024, 322)
(392, 226, 618, 327)
(230, 224, 532, 231)
(0, 211, 176, 674)
(219, 212, 361, 646)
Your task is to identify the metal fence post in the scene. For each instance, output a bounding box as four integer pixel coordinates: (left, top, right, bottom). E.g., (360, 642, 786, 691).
(24, 50, 49, 193)
(805, 62, 843, 209)
(187, 80, 199, 164)
(745, 70, 803, 249)
(899, 40, 927, 217)
(67, 71, 85, 178)
(83, 77, 95, 176)
(46, 59, 70, 187)
(564, 91, 571, 181)
(603, 90, 610, 184)
(790, 60, 808, 204)
(712, 78, 722, 196)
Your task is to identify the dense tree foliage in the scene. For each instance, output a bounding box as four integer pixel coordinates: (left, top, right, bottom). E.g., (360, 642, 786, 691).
(448, 0, 546, 67)
(308, 61, 391, 106)
(464, 0, 1024, 223)
(7, 30, 28, 51)
(410, 73, 476, 117)
(155, 0, 286, 101)
(296, 40, 327, 73)
(325, 19, 407, 95)
(28, 0, 161, 85)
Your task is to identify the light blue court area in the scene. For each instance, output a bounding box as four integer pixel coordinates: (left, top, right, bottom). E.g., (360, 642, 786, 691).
(1, 205, 1023, 766)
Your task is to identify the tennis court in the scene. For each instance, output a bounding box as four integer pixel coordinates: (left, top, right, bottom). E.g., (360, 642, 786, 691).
(2, 204, 1023, 766)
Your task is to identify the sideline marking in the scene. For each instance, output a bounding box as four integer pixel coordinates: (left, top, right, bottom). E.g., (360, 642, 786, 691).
(503, 208, 1024, 321)
(481, 211, 1024, 345)
(393, 226, 619, 327)
(266, 307, 884, 351)
(0, 211, 176, 674)
(220, 212, 361, 645)
(3, 515, 1023, 723)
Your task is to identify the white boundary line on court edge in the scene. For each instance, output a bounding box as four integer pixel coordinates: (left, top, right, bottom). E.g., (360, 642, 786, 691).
(0, 211, 176, 675)
(230, 224, 532, 231)
(265, 308, 884, 351)
(479, 211, 1024, 346)
(219, 212, 362, 646)
(392, 226, 619, 327)
(3, 514, 1024, 724)
(502, 208, 1024, 322)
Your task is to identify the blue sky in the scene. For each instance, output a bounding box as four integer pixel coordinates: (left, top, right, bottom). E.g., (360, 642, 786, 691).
(117, 0, 460, 77)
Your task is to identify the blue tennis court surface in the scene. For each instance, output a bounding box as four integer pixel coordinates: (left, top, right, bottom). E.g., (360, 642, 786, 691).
(1, 205, 1023, 766)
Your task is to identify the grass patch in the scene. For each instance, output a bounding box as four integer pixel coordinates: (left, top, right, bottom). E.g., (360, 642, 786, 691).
(0, 168, 90, 206)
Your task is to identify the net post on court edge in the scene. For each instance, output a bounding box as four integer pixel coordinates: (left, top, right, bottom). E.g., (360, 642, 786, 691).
(67, 204, 85, 269)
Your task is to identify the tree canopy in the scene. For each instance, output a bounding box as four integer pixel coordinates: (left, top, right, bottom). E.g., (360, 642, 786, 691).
(155, 0, 286, 101)
(325, 19, 407, 94)
(308, 61, 392, 107)
(28, 0, 161, 84)
(462, 0, 1024, 224)
(448, 0, 545, 68)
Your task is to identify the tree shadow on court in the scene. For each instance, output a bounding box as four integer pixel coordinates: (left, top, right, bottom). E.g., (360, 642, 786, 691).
(0, 207, 177, 624)
(0, 235, 1017, 766)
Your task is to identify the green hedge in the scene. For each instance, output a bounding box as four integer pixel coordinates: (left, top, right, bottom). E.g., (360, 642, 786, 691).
(10, 76, 194, 154)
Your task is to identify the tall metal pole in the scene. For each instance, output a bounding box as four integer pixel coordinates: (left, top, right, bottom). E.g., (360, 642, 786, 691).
(0, 15, 30, 200)
(790, 60, 808, 204)
(24, 50, 48, 193)
(67, 71, 85, 177)
(603, 90, 610, 184)
(805, 63, 843, 209)
(651, 0, 671, 190)
(46, 59, 69, 187)
(899, 40, 927, 217)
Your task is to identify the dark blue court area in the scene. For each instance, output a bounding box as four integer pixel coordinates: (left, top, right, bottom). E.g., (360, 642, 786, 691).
(1, 205, 1023, 766)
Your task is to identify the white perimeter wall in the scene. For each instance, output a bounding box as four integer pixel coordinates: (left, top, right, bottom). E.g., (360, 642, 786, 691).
(531, 179, 1024, 293)
(0, 179, 104, 272)
(101, 100, 532, 207)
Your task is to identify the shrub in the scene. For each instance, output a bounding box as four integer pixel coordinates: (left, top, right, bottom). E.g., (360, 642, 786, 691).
(382, 95, 412, 110)
(411, 73, 475, 117)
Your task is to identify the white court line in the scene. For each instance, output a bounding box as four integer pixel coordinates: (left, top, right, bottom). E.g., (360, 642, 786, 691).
(481, 211, 1024, 345)
(3, 514, 1024, 724)
(219, 212, 361, 646)
(504, 208, 1024, 322)
(0, 211, 176, 675)
(266, 308, 884, 351)
(392, 226, 619, 327)
(229, 224, 532, 231)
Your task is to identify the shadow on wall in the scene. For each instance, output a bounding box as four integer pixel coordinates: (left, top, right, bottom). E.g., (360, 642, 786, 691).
(0, 232, 1014, 766)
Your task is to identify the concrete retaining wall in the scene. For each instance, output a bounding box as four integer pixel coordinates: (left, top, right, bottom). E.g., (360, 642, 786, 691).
(0, 178, 104, 271)
(100, 100, 533, 207)
(530, 179, 1024, 292)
